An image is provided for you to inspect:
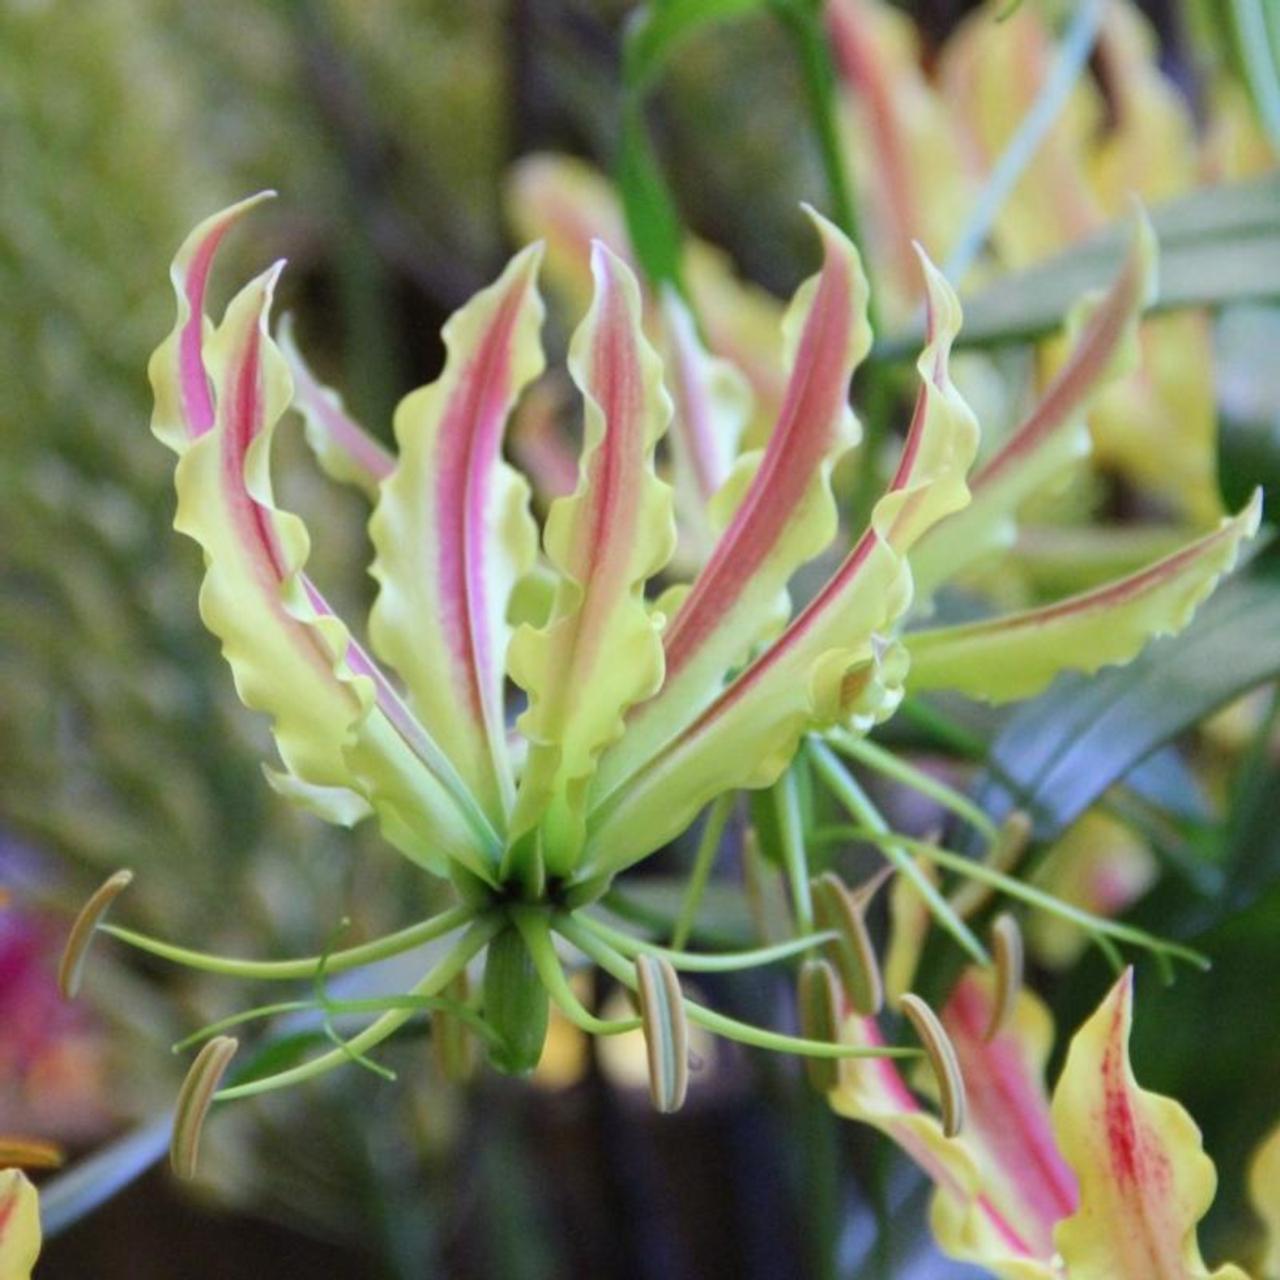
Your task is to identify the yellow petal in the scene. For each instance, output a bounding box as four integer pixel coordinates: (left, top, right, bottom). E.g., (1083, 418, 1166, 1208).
(0, 1170, 40, 1280)
(1051, 971, 1250, 1280)
(1249, 1117, 1280, 1279)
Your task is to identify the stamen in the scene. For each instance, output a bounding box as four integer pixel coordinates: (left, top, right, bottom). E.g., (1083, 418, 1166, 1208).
(796, 960, 841, 1092)
(58, 869, 133, 999)
(635, 953, 689, 1113)
(949, 810, 1031, 919)
(810, 872, 883, 1016)
(899, 993, 966, 1138)
(808, 740, 989, 965)
(171, 1036, 238, 1180)
(0, 1138, 63, 1170)
(985, 913, 1023, 1042)
(433, 972, 477, 1083)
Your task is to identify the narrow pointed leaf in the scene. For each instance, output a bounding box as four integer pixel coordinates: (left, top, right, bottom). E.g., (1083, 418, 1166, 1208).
(585, 253, 977, 879)
(509, 244, 676, 871)
(1051, 970, 1249, 1280)
(370, 246, 545, 822)
(906, 492, 1261, 702)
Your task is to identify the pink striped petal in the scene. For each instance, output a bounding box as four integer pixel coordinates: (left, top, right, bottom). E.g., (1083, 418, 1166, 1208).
(370, 246, 545, 824)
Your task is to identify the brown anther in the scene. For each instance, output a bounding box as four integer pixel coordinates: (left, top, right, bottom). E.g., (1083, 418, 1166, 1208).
(0, 1138, 64, 1170)
(949, 811, 1031, 920)
(900, 993, 966, 1138)
(58, 869, 134, 999)
(796, 959, 842, 1093)
(634, 953, 688, 1114)
(171, 1036, 238, 1180)
(985, 913, 1024, 1041)
(811, 872, 884, 1016)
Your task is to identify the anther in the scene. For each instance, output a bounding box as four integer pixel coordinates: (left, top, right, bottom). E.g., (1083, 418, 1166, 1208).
(635, 953, 688, 1113)
(171, 1036, 238, 1180)
(797, 959, 841, 1093)
(811, 872, 883, 1016)
(986, 913, 1024, 1041)
(58, 869, 134, 999)
(900, 993, 966, 1138)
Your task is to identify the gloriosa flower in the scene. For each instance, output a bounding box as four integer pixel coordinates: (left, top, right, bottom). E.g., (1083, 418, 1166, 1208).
(832, 968, 1250, 1279)
(76, 186, 1257, 1169)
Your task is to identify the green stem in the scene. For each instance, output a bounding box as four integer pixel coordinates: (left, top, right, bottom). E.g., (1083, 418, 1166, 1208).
(510, 908, 641, 1036)
(101, 904, 474, 982)
(807, 740, 989, 965)
(671, 795, 734, 949)
(578, 911, 837, 973)
(215, 918, 501, 1101)
(771, 0, 859, 245)
(827, 729, 997, 843)
(556, 916, 918, 1062)
(774, 769, 814, 933)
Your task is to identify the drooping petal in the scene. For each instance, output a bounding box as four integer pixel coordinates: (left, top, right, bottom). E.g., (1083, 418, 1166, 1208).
(1249, 1118, 1280, 1279)
(904, 492, 1261, 702)
(584, 252, 977, 880)
(911, 211, 1156, 598)
(369, 246, 545, 823)
(0, 1169, 40, 1280)
(592, 212, 869, 802)
(941, 970, 1078, 1263)
(149, 205, 499, 880)
(1051, 970, 1249, 1280)
(658, 287, 753, 565)
(508, 243, 676, 874)
(276, 314, 394, 498)
(831, 1012, 1056, 1280)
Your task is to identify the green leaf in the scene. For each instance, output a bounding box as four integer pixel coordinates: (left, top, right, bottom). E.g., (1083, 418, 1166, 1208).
(616, 96, 685, 288)
(623, 0, 771, 94)
(876, 176, 1280, 359)
(973, 545, 1280, 840)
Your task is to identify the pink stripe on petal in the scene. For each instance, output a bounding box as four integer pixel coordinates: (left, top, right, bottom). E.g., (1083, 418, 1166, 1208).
(433, 275, 530, 722)
(945, 974, 1078, 1255)
(662, 229, 857, 680)
(975, 231, 1146, 492)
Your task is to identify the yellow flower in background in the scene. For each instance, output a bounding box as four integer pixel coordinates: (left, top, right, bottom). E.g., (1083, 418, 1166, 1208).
(832, 969, 1248, 1279)
(1251, 1119, 1280, 1279)
(831, 0, 1278, 527)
